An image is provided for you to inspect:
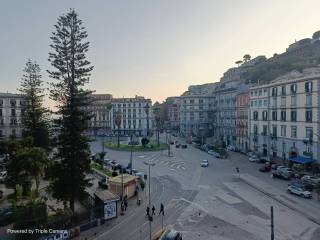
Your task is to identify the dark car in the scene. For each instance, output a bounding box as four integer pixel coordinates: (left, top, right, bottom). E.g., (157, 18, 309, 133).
(175, 144, 180, 148)
(181, 144, 187, 149)
(160, 229, 182, 240)
(98, 178, 108, 189)
(0, 190, 3, 199)
(169, 141, 174, 145)
(259, 165, 271, 172)
(289, 180, 314, 191)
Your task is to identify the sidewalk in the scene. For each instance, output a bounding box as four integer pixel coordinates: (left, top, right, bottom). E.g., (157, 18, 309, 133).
(239, 173, 320, 225)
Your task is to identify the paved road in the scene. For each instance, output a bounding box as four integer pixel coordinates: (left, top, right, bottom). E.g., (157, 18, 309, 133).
(87, 135, 320, 240)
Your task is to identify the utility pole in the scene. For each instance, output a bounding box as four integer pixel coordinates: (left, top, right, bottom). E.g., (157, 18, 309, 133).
(271, 206, 274, 240)
(144, 160, 155, 240)
(130, 134, 133, 174)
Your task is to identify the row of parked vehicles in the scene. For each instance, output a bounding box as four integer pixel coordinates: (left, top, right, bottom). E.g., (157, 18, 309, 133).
(248, 152, 320, 199)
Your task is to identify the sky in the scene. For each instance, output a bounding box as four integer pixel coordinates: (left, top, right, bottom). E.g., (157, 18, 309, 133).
(1, 0, 320, 104)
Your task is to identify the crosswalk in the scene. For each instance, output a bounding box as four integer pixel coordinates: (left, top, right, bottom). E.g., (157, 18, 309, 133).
(147, 156, 186, 171)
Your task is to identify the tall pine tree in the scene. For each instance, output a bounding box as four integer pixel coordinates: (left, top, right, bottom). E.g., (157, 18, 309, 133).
(48, 9, 94, 212)
(19, 59, 49, 150)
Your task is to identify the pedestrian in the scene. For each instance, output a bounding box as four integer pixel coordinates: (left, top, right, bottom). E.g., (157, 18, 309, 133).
(124, 200, 128, 211)
(159, 203, 164, 215)
(152, 205, 155, 215)
(146, 206, 150, 216)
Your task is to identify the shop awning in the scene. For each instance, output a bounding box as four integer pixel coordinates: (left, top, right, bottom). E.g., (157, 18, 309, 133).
(289, 156, 315, 164)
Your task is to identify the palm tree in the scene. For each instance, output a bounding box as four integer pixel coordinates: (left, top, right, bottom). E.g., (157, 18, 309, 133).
(114, 111, 122, 148)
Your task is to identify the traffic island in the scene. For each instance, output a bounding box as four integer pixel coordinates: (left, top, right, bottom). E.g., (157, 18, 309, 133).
(105, 141, 168, 152)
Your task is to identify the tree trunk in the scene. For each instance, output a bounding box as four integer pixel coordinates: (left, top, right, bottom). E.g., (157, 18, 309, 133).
(70, 198, 75, 213)
(157, 130, 160, 147)
(117, 128, 120, 148)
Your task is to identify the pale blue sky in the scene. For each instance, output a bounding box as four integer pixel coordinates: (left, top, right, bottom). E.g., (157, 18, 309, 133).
(1, 0, 320, 103)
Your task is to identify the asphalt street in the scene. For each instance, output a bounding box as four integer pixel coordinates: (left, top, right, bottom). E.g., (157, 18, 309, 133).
(87, 135, 320, 240)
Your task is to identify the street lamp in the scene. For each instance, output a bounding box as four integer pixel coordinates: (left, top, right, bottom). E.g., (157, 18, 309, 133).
(144, 160, 155, 240)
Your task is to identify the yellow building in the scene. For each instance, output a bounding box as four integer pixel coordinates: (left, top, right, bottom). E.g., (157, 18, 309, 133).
(108, 174, 139, 199)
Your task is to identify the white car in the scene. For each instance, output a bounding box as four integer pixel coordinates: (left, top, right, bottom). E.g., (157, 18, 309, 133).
(201, 160, 209, 167)
(287, 185, 312, 198)
(249, 156, 259, 162)
(226, 145, 236, 151)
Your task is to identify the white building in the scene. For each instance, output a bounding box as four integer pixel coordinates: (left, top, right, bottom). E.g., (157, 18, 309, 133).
(110, 96, 152, 137)
(0, 93, 26, 138)
(249, 68, 320, 162)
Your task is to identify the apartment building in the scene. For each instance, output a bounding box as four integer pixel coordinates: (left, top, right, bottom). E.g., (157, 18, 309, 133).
(0, 92, 26, 138)
(236, 90, 250, 152)
(110, 96, 152, 137)
(87, 94, 113, 135)
(249, 68, 320, 162)
(165, 97, 180, 131)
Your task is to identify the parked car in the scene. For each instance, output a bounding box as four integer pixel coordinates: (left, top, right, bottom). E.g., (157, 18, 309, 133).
(181, 144, 187, 149)
(175, 144, 180, 148)
(226, 145, 236, 151)
(287, 185, 312, 198)
(98, 177, 108, 189)
(169, 141, 174, 145)
(208, 150, 221, 158)
(0, 171, 7, 183)
(301, 175, 320, 187)
(259, 164, 271, 172)
(246, 152, 255, 157)
(135, 172, 147, 180)
(272, 166, 292, 180)
(200, 159, 209, 167)
(259, 156, 269, 163)
(159, 229, 182, 240)
(289, 180, 314, 191)
(249, 156, 259, 162)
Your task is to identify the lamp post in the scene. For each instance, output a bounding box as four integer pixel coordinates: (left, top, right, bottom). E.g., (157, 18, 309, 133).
(144, 160, 155, 240)
(130, 134, 133, 174)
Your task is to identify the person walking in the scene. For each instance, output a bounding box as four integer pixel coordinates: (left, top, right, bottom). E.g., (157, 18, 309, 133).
(159, 203, 164, 215)
(152, 205, 156, 215)
(124, 199, 128, 211)
(146, 206, 150, 216)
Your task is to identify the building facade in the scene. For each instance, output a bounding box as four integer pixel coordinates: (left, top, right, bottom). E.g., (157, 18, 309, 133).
(0, 93, 25, 138)
(88, 94, 113, 135)
(249, 68, 320, 162)
(110, 96, 152, 136)
(165, 97, 180, 131)
(236, 90, 249, 152)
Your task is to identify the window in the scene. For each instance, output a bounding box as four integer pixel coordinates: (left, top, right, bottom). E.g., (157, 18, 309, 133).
(272, 111, 277, 121)
(11, 109, 16, 117)
(253, 111, 258, 120)
(281, 125, 286, 137)
(199, 99, 203, 104)
(280, 110, 286, 121)
(258, 90, 262, 96)
(271, 87, 277, 97)
(262, 125, 267, 135)
(290, 84, 297, 94)
(281, 86, 286, 96)
(291, 110, 297, 122)
(305, 81, 313, 93)
(0, 130, 2, 137)
(272, 125, 277, 137)
(253, 124, 258, 134)
(264, 100, 268, 106)
(251, 91, 254, 96)
(262, 111, 268, 121)
(190, 99, 194, 104)
(0, 109, 2, 117)
(291, 126, 297, 138)
(123, 104, 126, 107)
(291, 95, 296, 106)
(306, 127, 313, 142)
(306, 109, 312, 122)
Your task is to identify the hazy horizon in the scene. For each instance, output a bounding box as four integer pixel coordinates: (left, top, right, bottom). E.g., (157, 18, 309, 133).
(1, 0, 320, 105)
